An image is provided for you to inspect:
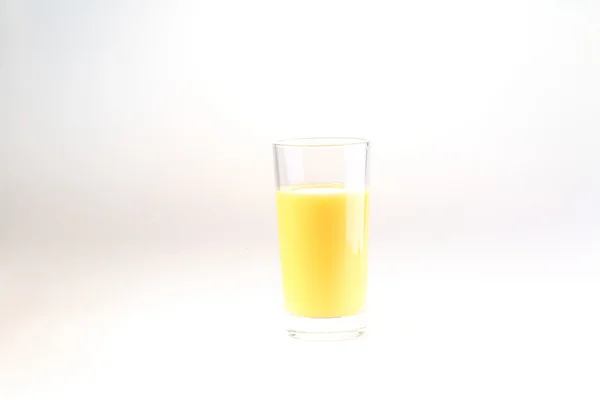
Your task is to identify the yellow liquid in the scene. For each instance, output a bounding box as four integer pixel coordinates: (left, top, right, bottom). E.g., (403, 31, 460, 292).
(276, 184, 369, 318)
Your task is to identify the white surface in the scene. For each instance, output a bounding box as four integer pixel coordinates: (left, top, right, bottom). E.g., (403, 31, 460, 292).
(2, 0, 600, 398)
(2, 242, 600, 399)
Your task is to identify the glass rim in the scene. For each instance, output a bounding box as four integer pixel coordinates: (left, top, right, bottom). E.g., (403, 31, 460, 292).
(273, 137, 370, 148)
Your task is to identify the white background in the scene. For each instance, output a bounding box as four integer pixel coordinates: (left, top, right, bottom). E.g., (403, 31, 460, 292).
(1, 0, 600, 398)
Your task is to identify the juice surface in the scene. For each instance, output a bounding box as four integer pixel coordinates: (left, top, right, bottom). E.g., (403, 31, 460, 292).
(276, 184, 369, 318)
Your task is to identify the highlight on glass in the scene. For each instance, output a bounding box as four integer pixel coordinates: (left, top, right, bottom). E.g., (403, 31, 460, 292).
(273, 138, 370, 340)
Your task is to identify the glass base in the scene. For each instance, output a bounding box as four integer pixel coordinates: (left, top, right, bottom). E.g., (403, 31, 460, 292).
(285, 312, 366, 341)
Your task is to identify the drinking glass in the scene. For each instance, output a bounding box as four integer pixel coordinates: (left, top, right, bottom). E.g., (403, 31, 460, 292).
(273, 137, 370, 340)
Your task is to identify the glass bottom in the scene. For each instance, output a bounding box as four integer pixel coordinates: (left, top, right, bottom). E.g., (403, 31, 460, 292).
(285, 311, 366, 341)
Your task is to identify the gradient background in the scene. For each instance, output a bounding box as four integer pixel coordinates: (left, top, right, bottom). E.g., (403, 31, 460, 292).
(1, 0, 600, 398)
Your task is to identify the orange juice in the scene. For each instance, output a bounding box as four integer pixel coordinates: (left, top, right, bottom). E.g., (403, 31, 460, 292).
(276, 184, 369, 318)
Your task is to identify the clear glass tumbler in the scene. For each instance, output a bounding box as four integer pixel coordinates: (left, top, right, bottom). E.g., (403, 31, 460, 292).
(273, 137, 370, 340)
